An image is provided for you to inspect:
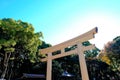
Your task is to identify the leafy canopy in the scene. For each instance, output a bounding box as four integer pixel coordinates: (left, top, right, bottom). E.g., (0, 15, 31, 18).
(0, 18, 43, 62)
(99, 36, 120, 71)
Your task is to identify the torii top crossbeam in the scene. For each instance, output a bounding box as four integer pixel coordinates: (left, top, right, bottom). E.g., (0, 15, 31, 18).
(40, 27, 97, 54)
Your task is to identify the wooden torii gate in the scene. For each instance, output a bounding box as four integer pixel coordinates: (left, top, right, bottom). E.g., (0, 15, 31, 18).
(40, 27, 98, 80)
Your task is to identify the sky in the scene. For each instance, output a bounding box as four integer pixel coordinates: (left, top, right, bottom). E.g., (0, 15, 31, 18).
(0, 0, 120, 49)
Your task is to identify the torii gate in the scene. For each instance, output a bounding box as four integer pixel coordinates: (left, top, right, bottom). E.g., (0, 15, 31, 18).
(40, 27, 98, 80)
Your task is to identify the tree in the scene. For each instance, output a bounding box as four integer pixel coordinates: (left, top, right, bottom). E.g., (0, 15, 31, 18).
(99, 36, 120, 72)
(0, 18, 43, 79)
(87, 59, 120, 80)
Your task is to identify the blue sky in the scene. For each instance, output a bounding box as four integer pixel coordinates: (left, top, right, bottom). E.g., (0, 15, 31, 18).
(0, 0, 120, 49)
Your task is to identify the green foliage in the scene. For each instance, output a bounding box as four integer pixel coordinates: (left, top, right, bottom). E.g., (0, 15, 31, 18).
(100, 36, 120, 71)
(38, 41, 51, 49)
(87, 59, 120, 80)
(82, 41, 100, 58)
(0, 18, 43, 79)
(0, 39, 16, 47)
(4, 48, 15, 53)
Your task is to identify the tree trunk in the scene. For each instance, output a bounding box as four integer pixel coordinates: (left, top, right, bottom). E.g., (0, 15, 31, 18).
(1, 53, 11, 79)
